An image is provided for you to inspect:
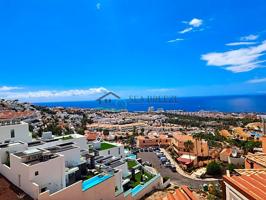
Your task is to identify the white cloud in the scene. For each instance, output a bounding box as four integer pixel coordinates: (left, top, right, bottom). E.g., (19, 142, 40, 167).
(201, 40, 266, 73)
(226, 42, 257, 46)
(0, 86, 23, 91)
(1, 87, 109, 99)
(240, 34, 259, 41)
(247, 77, 266, 84)
(189, 18, 203, 27)
(96, 3, 101, 10)
(179, 27, 193, 34)
(167, 38, 184, 43)
(178, 18, 203, 34)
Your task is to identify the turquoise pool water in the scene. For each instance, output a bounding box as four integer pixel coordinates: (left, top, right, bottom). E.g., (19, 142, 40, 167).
(82, 174, 112, 191)
(127, 154, 137, 160)
(131, 184, 143, 196)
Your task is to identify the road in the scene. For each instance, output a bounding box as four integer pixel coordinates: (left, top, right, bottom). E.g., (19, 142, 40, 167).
(137, 152, 219, 189)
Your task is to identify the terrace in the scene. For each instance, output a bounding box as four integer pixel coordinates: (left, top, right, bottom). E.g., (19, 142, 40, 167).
(127, 160, 139, 170)
(100, 142, 117, 150)
(82, 173, 113, 191)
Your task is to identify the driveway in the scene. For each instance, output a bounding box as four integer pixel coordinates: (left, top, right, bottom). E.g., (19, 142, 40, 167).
(137, 152, 219, 189)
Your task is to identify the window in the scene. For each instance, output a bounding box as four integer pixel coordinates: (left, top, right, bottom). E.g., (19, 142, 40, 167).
(35, 171, 39, 176)
(10, 129, 15, 138)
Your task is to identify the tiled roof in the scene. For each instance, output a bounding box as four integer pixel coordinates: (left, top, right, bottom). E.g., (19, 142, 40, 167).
(223, 171, 266, 200)
(235, 169, 266, 176)
(246, 153, 266, 168)
(162, 185, 197, 200)
(220, 148, 232, 156)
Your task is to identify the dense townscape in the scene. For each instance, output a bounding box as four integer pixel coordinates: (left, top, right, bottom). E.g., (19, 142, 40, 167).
(0, 99, 266, 200)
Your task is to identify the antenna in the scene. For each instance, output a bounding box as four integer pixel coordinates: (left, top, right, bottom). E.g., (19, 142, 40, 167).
(232, 148, 238, 158)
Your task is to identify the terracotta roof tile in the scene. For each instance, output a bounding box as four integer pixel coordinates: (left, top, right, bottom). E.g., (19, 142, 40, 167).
(224, 172, 266, 200)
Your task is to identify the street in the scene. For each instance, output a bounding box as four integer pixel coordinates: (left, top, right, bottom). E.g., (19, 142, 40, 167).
(137, 152, 219, 189)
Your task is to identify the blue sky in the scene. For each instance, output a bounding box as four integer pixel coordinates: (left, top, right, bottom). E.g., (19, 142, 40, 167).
(1, 0, 266, 102)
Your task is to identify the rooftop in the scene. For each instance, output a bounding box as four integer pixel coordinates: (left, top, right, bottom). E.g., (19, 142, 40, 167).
(223, 170, 266, 200)
(246, 153, 266, 168)
(162, 185, 197, 200)
(100, 142, 117, 150)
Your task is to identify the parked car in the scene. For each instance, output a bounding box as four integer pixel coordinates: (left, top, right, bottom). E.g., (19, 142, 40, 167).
(156, 153, 164, 157)
(170, 165, 177, 172)
(160, 157, 167, 163)
(154, 149, 160, 153)
(164, 162, 171, 168)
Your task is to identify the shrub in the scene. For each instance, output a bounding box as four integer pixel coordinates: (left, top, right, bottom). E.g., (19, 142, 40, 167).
(206, 161, 222, 176)
(227, 163, 236, 172)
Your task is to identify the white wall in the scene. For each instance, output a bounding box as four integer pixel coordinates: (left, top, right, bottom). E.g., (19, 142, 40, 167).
(99, 144, 125, 159)
(5, 153, 66, 199)
(114, 162, 130, 178)
(225, 182, 249, 200)
(0, 142, 28, 164)
(0, 122, 32, 143)
(57, 147, 81, 167)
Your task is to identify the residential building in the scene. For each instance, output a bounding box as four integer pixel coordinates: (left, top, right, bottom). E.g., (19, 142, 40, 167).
(0, 121, 162, 200)
(0, 121, 32, 143)
(223, 169, 266, 200)
(136, 135, 172, 148)
(172, 132, 209, 157)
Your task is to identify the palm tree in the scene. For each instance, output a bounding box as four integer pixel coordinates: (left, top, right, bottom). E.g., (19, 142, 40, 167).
(184, 140, 194, 163)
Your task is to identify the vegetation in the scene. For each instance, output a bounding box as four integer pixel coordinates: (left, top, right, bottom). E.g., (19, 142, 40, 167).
(127, 160, 138, 169)
(100, 142, 116, 150)
(130, 171, 154, 188)
(227, 139, 261, 153)
(206, 161, 222, 176)
(184, 140, 194, 161)
(227, 163, 236, 173)
(163, 176, 170, 182)
(103, 129, 109, 136)
(166, 114, 259, 129)
(62, 135, 73, 140)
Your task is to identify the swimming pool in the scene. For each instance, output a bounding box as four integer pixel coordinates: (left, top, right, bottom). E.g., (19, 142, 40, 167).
(131, 184, 143, 196)
(82, 174, 112, 191)
(127, 154, 137, 160)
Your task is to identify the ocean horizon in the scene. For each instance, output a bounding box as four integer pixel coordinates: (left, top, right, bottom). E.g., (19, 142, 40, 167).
(35, 94, 266, 113)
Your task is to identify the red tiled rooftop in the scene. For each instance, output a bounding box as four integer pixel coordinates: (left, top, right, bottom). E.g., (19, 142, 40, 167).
(84, 131, 99, 141)
(162, 185, 197, 200)
(176, 157, 193, 165)
(223, 172, 266, 200)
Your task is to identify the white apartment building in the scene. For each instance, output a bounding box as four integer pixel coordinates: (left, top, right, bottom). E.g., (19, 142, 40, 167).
(0, 121, 32, 143)
(0, 121, 162, 200)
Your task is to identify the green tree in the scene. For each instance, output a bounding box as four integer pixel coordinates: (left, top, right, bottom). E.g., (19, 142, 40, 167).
(184, 140, 194, 162)
(227, 163, 236, 173)
(206, 161, 222, 176)
(103, 129, 109, 136)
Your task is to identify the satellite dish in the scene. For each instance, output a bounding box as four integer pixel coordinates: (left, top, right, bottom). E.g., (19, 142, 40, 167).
(232, 148, 238, 158)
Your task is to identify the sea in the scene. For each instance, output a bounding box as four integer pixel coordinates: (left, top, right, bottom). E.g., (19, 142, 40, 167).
(35, 95, 266, 113)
